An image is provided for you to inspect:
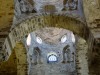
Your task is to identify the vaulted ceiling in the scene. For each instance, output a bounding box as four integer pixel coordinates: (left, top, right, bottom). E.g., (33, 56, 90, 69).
(0, 0, 100, 48)
(0, 0, 100, 75)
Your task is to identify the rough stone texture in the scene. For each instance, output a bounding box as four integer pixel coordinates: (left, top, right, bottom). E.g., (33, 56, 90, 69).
(0, 42, 28, 75)
(11, 13, 87, 41)
(13, 0, 83, 25)
(83, 0, 100, 39)
(83, 0, 100, 74)
(0, 50, 17, 75)
(33, 0, 64, 12)
(0, 0, 14, 53)
(0, 13, 93, 75)
(14, 42, 27, 75)
(0, 0, 100, 75)
(35, 27, 72, 44)
(0, 0, 14, 30)
(76, 37, 89, 75)
(27, 28, 76, 75)
(89, 39, 100, 75)
(83, 0, 100, 25)
(13, 0, 33, 24)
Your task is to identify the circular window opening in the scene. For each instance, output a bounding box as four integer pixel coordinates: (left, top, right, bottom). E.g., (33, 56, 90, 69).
(36, 36, 43, 44)
(61, 35, 67, 43)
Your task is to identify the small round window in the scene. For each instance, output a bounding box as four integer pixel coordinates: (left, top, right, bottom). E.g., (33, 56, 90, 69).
(26, 34, 31, 46)
(36, 36, 43, 44)
(61, 35, 67, 43)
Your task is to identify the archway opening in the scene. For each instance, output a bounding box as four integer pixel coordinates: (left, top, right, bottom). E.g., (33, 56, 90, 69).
(25, 27, 89, 75)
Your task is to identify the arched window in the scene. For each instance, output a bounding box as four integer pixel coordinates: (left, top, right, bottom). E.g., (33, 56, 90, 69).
(26, 34, 31, 46)
(33, 47, 42, 64)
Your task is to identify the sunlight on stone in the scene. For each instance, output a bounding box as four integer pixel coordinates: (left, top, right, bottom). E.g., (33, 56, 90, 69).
(61, 35, 67, 43)
(26, 34, 31, 46)
(71, 32, 75, 43)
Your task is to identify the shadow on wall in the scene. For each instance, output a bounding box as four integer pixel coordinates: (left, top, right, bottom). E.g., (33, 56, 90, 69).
(0, 50, 17, 75)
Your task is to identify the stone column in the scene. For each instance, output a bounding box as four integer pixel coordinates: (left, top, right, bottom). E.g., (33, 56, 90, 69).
(14, 42, 27, 75)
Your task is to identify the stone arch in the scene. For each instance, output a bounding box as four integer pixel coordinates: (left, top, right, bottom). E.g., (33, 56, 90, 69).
(4, 13, 94, 74)
(11, 13, 91, 41)
(11, 13, 94, 56)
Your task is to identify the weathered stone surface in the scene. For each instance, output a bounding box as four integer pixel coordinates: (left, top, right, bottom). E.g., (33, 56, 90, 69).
(0, 0, 100, 75)
(0, 13, 93, 75)
(0, 50, 17, 75)
(13, 0, 83, 25)
(0, 0, 14, 30)
(26, 28, 76, 75)
(14, 42, 27, 75)
(83, 0, 100, 39)
(83, 1, 100, 74)
(76, 37, 89, 75)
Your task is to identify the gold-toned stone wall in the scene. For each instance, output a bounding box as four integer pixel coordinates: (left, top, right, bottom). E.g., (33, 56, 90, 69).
(0, 50, 17, 75)
(14, 42, 27, 75)
(0, 0, 14, 30)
